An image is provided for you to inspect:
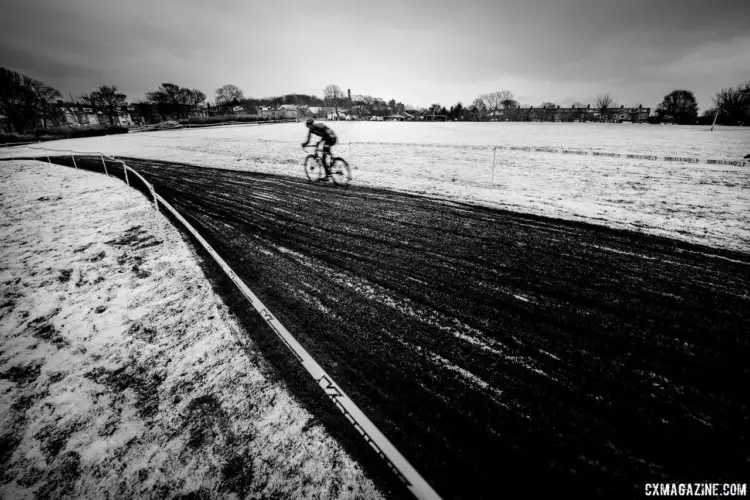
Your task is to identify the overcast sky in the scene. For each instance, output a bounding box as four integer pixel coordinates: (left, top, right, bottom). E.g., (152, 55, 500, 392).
(2, 0, 749, 110)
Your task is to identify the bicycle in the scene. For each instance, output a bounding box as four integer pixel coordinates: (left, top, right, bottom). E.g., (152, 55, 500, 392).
(302, 145, 351, 186)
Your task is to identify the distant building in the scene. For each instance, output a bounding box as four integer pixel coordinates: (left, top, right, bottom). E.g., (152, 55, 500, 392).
(326, 108, 350, 120)
(306, 107, 322, 118)
(605, 105, 650, 123)
(55, 102, 102, 126)
(258, 105, 299, 119)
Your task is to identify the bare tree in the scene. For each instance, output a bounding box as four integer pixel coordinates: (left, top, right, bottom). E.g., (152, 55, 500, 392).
(480, 90, 513, 111)
(596, 93, 615, 109)
(28, 79, 62, 130)
(471, 97, 487, 121)
(0, 68, 61, 132)
(482, 90, 514, 118)
(182, 88, 206, 107)
(596, 93, 616, 121)
(215, 84, 244, 107)
(80, 85, 127, 126)
(146, 83, 205, 119)
(481, 93, 496, 113)
(712, 81, 750, 126)
(323, 84, 345, 119)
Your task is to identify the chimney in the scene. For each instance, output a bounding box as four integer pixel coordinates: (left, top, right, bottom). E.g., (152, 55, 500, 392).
(348, 89, 351, 103)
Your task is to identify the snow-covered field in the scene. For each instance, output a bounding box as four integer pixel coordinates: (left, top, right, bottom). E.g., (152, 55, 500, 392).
(0, 123, 747, 497)
(0, 161, 382, 499)
(3, 121, 748, 253)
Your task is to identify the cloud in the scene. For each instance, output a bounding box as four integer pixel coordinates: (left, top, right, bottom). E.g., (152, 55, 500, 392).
(0, 45, 103, 84)
(1, 0, 748, 108)
(424, 0, 750, 87)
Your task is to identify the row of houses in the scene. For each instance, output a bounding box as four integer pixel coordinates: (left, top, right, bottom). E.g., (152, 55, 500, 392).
(487, 105, 651, 123)
(254, 104, 651, 123)
(55, 101, 141, 127)
(1, 101, 212, 132)
(53, 101, 214, 128)
(0, 101, 146, 132)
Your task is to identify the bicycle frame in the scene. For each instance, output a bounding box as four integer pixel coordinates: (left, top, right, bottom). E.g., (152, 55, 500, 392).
(303, 145, 331, 166)
(303, 145, 328, 154)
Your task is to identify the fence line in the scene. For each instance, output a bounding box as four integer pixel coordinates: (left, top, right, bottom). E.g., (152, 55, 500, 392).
(252, 138, 748, 167)
(5, 133, 746, 168)
(2, 146, 443, 500)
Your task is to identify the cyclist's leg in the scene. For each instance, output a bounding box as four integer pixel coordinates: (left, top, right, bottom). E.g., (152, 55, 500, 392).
(323, 143, 333, 174)
(325, 137, 337, 172)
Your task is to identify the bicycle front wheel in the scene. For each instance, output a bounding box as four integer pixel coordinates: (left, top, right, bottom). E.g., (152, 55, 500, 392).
(304, 155, 324, 182)
(330, 157, 352, 186)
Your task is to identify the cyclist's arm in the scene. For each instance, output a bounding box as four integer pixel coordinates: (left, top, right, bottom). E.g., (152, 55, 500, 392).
(303, 130, 312, 145)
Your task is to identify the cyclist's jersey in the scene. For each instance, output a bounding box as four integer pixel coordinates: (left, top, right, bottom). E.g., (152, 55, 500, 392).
(307, 123, 336, 142)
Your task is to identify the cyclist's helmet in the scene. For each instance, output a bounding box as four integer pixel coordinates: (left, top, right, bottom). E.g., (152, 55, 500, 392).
(306, 117, 314, 126)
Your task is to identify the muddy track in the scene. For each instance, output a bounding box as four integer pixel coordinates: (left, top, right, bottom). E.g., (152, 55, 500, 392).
(12, 156, 750, 499)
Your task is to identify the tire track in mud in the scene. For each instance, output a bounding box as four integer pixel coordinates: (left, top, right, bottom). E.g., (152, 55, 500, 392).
(19, 156, 750, 499)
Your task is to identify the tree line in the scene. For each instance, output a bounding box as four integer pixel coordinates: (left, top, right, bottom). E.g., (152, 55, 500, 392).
(2, 66, 749, 134)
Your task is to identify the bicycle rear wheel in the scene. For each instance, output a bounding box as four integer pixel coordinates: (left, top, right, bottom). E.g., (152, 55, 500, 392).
(304, 155, 324, 182)
(330, 157, 351, 186)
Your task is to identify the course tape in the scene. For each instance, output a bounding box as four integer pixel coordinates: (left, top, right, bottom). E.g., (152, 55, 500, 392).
(497, 145, 746, 166)
(134, 162, 443, 500)
(357, 142, 747, 166)
(252, 139, 747, 166)
(6, 148, 443, 500)
(5, 129, 747, 167)
(5, 140, 746, 169)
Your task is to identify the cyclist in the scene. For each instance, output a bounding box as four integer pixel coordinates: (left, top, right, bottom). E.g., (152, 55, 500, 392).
(301, 117, 337, 179)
